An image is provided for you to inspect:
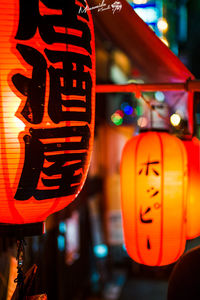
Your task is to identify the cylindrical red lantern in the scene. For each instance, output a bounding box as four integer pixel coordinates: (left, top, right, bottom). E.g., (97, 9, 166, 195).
(183, 137, 200, 239)
(0, 0, 95, 226)
(120, 131, 188, 266)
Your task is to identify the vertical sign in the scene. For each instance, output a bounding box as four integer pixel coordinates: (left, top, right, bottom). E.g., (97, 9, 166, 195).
(0, 0, 95, 224)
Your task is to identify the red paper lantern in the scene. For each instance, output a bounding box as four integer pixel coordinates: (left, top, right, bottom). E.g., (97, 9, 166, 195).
(183, 137, 200, 239)
(120, 131, 188, 266)
(0, 0, 95, 225)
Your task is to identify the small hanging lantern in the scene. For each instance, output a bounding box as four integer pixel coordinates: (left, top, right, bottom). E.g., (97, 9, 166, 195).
(0, 0, 95, 231)
(120, 131, 188, 266)
(183, 137, 200, 239)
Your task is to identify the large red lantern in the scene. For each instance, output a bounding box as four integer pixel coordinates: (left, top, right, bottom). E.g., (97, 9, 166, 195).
(0, 0, 95, 226)
(183, 137, 200, 239)
(120, 131, 188, 266)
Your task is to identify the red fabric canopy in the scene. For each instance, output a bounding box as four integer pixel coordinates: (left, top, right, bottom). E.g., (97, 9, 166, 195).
(88, 0, 195, 134)
(88, 0, 194, 83)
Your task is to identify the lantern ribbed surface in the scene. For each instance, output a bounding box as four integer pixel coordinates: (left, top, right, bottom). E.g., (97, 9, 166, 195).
(120, 131, 187, 266)
(183, 137, 200, 239)
(0, 0, 95, 224)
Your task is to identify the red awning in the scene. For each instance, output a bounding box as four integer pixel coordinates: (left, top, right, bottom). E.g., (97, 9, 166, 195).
(87, 0, 195, 134)
(88, 0, 194, 83)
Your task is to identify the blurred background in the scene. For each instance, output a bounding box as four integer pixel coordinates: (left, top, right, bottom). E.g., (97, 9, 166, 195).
(1, 0, 200, 299)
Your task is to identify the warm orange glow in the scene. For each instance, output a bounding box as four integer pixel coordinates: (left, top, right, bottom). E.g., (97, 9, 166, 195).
(157, 18, 168, 33)
(183, 137, 200, 239)
(160, 37, 169, 47)
(0, 0, 95, 224)
(120, 131, 187, 266)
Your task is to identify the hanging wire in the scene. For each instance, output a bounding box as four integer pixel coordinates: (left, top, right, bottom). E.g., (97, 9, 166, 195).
(14, 239, 26, 299)
(139, 92, 171, 125)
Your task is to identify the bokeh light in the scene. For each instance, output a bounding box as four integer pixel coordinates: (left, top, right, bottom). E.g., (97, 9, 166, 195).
(170, 113, 181, 126)
(137, 116, 148, 128)
(111, 110, 124, 126)
(157, 17, 168, 33)
(132, 0, 148, 4)
(94, 244, 108, 258)
(121, 102, 134, 115)
(155, 91, 165, 102)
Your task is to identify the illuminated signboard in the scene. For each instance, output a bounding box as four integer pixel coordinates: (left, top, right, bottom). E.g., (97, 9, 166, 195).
(121, 131, 187, 266)
(0, 0, 95, 224)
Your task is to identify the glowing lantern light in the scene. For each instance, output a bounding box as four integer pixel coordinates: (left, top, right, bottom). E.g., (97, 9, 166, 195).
(120, 131, 188, 266)
(0, 0, 95, 228)
(183, 137, 200, 239)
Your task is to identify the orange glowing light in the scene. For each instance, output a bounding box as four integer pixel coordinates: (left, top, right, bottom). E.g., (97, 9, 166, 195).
(183, 137, 200, 239)
(0, 0, 95, 224)
(157, 18, 168, 33)
(160, 37, 169, 47)
(120, 131, 187, 266)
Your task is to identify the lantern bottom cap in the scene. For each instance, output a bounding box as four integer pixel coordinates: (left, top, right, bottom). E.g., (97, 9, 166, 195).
(0, 222, 45, 238)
